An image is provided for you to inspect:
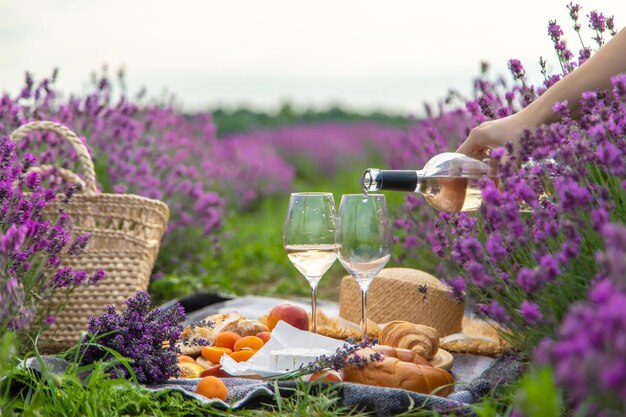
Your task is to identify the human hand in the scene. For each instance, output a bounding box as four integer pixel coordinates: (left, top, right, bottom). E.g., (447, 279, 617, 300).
(457, 113, 530, 159)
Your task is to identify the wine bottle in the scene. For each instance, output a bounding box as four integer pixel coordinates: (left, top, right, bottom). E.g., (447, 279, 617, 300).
(362, 152, 493, 212)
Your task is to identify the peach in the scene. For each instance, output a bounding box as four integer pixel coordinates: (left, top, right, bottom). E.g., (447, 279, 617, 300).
(267, 304, 309, 331)
(256, 331, 271, 344)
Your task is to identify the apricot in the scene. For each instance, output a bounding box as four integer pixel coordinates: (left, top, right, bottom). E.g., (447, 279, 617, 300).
(229, 349, 257, 362)
(177, 355, 196, 363)
(256, 331, 271, 344)
(233, 336, 264, 352)
(202, 346, 233, 364)
(215, 331, 241, 350)
(177, 362, 205, 378)
(310, 370, 342, 383)
(267, 304, 309, 331)
(195, 376, 228, 401)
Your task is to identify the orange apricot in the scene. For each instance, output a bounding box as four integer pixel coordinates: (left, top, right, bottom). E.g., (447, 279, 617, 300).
(177, 355, 196, 363)
(195, 376, 228, 401)
(233, 336, 264, 352)
(215, 331, 241, 350)
(229, 349, 257, 362)
(202, 346, 232, 364)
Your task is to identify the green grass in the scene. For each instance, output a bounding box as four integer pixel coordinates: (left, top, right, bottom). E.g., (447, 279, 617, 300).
(1, 333, 373, 417)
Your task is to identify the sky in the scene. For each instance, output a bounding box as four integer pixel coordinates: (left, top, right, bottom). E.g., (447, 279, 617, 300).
(1, 0, 626, 115)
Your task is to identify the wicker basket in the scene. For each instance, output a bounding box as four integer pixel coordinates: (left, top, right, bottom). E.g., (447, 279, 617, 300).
(10, 121, 170, 352)
(339, 267, 465, 337)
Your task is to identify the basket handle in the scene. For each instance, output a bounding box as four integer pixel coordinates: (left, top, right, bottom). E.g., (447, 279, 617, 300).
(10, 121, 98, 194)
(29, 165, 88, 192)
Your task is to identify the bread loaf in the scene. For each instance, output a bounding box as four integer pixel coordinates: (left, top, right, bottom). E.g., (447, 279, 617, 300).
(380, 321, 440, 360)
(342, 345, 454, 396)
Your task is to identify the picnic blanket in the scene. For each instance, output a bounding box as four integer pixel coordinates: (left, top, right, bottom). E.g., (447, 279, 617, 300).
(24, 350, 522, 417)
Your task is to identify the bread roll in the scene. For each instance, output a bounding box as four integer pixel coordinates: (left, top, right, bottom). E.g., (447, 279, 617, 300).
(176, 326, 216, 357)
(205, 312, 269, 336)
(380, 321, 440, 360)
(342, 346, 453, 396)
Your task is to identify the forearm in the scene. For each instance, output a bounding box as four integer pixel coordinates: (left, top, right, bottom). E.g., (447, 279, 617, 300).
(521, 26, 626, 125)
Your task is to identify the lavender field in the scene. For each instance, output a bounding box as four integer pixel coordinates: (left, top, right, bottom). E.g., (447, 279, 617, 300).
(1, 3, 626, 416)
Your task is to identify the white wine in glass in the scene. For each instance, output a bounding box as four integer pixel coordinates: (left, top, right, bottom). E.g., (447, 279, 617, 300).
(336, 194, 392, 341)
(284, 193, 338, 333)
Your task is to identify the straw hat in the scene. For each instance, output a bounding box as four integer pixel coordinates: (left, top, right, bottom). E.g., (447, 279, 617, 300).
(339, 267, 464, 337)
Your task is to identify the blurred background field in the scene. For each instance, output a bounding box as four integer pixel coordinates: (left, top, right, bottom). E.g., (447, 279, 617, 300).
(149, 106, 412, 303)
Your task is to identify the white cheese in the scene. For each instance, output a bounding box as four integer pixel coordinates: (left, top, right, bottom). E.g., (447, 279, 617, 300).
(269, 348, 330, 371)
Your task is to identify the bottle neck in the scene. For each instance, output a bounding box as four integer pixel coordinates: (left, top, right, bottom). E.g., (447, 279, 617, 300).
(362, 168, 422, 192)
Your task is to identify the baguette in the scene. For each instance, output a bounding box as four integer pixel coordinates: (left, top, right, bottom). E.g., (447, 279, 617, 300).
(342, 346, 454, 396)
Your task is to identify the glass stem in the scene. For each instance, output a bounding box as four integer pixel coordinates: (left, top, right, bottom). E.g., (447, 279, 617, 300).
(310, 282, 318, 334)
(360, 284, 370, 341)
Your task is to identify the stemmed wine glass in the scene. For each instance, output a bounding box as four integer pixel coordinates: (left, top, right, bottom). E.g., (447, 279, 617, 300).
(336, 194, 392, 341)
(284, 193, 338, 333)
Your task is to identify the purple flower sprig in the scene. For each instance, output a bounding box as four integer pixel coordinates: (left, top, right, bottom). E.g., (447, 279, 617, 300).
(535, 278, 626, 413)
(0, 134, 99, 340)
(272, 339, 384, 381)
(79, 290, 186, 384)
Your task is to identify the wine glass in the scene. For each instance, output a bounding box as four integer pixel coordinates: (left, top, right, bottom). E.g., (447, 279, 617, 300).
(336, 194, 392, 340)
(284, 192, 338, 333)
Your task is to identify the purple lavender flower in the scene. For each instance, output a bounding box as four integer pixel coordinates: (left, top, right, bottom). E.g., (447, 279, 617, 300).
(612, 73, 626, 102)
(587, 11, 606, 32)
(88, 270, 106, 285)
(548, 20, 564, 42)
(24, 172, 41, 190)
(516, 268, 542, 294)
(485, 232, 508, 262)
(606, 16, 616, 36)
(67, 233, 91, 256)
(487, 301, 510, 323)
(519, 301, 543, 324)
(80, 290, 185, 384)
(567, 3, 582, 31)
(535, 279, 626, 412)
(508, 59, 525, 80)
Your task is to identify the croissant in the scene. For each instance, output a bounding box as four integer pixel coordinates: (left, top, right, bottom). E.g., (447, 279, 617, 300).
(380, 321, 440, 360)
(342, 346, 453, 396)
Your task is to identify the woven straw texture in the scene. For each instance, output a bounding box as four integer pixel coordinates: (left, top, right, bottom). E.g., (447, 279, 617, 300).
(10, 121, 169, 352)
(339, 268, 464, 337)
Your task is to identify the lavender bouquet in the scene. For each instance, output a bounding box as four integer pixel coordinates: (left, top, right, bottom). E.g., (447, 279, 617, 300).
(79, 290, 186, 384)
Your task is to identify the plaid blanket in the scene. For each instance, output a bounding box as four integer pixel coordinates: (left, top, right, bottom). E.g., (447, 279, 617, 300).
(24, 351, 522, 416)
